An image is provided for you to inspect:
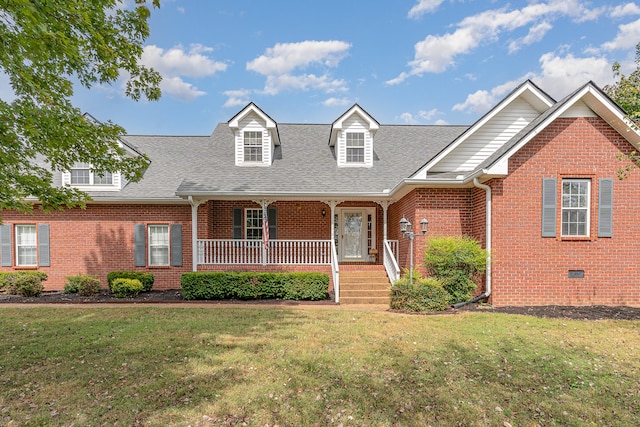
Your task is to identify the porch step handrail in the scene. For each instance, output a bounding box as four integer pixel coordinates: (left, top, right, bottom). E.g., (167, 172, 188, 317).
(383, 239, 401, 283)
(330, 239, 340, 303)
(198, 239, 332, 265)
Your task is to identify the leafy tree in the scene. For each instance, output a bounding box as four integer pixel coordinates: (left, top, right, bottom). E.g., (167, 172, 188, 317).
(0, 0, 162, 215)
(603, 42, 640, 179)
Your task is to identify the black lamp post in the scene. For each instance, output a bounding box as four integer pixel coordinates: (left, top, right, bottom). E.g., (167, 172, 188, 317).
(400, 216, 428, 284)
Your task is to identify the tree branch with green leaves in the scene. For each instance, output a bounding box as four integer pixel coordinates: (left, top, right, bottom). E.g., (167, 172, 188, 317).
(0, 0, 161, 215)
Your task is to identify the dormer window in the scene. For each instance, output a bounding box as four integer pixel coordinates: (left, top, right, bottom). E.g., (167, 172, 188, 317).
(70, 163, 113, 185)
(64, 162, 120, 190)
(244, 131, 263, 163)
(346, 132, 365, 163)
(228, 103, 280, 167)
(329, 104, 379, 168)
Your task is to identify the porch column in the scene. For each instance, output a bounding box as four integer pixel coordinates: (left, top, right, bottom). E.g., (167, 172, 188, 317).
(376, 200, 392, 241)
(252, 199, 274, 265)
(188, 196, 204, 272)
(325, 200, 341, 243)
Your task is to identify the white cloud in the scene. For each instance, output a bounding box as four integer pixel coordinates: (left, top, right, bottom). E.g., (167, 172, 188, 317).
(508, 21, 553, 53)
(139, 43, 227, 101)
(247, 40, 350, 76)
(388, 0, 601, 84)
(159, 76, 206, 101)
(323, 97, 351, 107)
(243, 40, 351, 97)
(610, 3, 640, 18)
(601, 18, 640, 51)
(453, 77, 531, 113)
(141, 44, 226, 78)
(453, 52, 613, 114)
(535, 52, 612, 96)
(397, 108, 444, 124)
(223, 89, 251, 108)
(408, 0, 445, 19)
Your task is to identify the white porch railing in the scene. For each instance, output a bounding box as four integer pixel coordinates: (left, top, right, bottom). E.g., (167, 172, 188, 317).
(198, 239, 332, 265)
(383, 239, 401, 283)
(330, 239, 340, 303)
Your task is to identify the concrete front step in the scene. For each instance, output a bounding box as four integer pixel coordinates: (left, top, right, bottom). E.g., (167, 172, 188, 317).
(340, 296, 391, 305)
(339, 268, 391, 305)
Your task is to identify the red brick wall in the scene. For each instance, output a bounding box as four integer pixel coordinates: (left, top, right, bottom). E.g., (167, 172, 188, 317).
(0, 204, 193, 290)
(390, 188, 474, 277)
(490, 117, 640, 306)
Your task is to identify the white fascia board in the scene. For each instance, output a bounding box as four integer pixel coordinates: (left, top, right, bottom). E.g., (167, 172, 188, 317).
(175, 190, 389, 201)
(411, 81, 554, 179)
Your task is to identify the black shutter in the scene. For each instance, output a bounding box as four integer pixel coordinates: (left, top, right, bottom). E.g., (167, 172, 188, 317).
(38, 224, 50, 267)
(171, 224, 182, 266)
(0, 224, 11, 267)
(232, 208, 242, 239)
(134, 224, 146, 266)
(268, 207, 277, 240)
(541, 178, 557, 237)
(598, 178, 613, 237)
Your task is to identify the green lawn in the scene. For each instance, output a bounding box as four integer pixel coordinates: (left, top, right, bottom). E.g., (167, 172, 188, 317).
(0, 306, 638, 426)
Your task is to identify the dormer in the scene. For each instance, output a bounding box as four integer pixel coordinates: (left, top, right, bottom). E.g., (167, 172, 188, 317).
(228, 103, 280, 167)
(329, 104, 379, 168)
(62, 163, 122, 191)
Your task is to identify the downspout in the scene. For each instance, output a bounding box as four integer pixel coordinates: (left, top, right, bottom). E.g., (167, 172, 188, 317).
(453, 178, 491, 308)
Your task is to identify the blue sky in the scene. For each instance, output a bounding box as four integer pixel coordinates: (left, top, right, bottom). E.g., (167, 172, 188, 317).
(73, 1, 640, 134)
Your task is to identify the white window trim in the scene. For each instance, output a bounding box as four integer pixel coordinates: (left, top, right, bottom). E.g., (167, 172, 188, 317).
(561, 179, 591, 237)
(244, 208, 263, 241)
(148, 224, 170, 266)
(15, 224, 37, 267)
(66, 163, 120, 191)
(345, 132, 365, 164)
(243, 131, 263, 163)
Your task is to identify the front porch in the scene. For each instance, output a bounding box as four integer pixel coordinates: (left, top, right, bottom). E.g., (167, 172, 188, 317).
(195, 238, 400, 303)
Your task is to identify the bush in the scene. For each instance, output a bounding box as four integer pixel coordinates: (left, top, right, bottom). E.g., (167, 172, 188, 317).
(390, 276, 450, 312)
(107, 271, 154, 292)
(181, 272, 329, 301)
(11, 274, 45, 297)
(64, 275, 102, 296)
(111, 278, 143, 298)
(0, 271, 47, 295)
(424, 236, 487, 304)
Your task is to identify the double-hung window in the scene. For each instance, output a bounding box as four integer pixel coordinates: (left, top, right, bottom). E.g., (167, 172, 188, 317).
(15, 225, 37, 266)
(561, 179, 590, 237)
(245, 209, 263, 241)
(346, 132, 365, 163)
(148, 225, 169, 266)
(70, 162, 113, 185)
(244, 131, 263, 162)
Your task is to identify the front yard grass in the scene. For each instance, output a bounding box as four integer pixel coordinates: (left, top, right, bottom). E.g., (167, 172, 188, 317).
(0, 306, 638, 426)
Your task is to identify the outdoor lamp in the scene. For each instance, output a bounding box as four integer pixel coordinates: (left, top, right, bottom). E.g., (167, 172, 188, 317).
(420, 218, 429, 234)
(400, 216, 410, 234)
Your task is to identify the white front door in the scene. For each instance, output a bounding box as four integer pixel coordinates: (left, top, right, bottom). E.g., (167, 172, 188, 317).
(336, 208, 375, 262)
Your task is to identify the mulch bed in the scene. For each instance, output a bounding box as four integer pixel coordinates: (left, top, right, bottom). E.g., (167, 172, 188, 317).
(1, 290, 640, 320)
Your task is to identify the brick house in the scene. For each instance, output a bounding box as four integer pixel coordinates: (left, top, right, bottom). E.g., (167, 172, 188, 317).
(2, 80, 640, 306)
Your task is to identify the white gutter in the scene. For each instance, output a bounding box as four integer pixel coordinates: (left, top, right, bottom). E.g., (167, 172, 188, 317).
(453, 177, 492, 307)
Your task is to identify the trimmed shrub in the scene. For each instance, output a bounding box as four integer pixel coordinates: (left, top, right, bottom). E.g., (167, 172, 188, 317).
(0, 271, 47, 294)
(390, 276, 450, 312)
(11, 274, 45, 297)
(107, 271, 154, 292)
(111, 278, 144, 298)
(64, 275, 103, 296)
(181, 272, 329, 301)
(424, 236, 487, 304)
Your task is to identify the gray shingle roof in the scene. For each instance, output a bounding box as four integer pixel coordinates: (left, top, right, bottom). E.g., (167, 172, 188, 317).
(84, 123, 467, 201)
(176, 123, 467, 197)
